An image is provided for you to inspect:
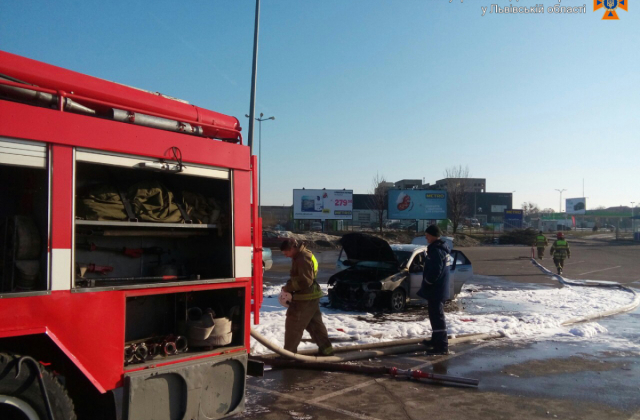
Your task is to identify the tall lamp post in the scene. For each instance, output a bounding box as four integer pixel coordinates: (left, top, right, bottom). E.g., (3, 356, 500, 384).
(555, 189, 566, 213)
(245, 113, 275, 217)
(247, 0, 261, 155)
(632, 202, 636, 235)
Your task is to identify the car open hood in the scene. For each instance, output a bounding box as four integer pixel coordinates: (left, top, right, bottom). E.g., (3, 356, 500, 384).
(339, 233, 397, 264)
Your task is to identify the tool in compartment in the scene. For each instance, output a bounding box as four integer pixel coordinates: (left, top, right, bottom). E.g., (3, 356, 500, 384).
(79, 242, 167, 258)
(77, 263, 114, 276)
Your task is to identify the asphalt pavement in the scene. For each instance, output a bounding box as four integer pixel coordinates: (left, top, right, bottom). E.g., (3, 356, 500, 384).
(235, 238, 640, 420)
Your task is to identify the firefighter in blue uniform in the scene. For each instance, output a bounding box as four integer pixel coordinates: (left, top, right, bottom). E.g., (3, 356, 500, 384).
(417, 225, 451, 355)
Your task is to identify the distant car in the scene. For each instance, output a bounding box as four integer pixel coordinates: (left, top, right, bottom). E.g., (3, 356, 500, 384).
(386, 221, 415, 230)
(328, 233, 472, 312)
(262, 248, 272, 272)
(463, 218, 481, 228)
(262, 230, 289, 248)
(310, 222, 323, 231)
(251, 247, 273, 274)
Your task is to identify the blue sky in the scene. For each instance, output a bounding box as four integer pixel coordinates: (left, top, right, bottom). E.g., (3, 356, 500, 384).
(1, 1, 638, 211)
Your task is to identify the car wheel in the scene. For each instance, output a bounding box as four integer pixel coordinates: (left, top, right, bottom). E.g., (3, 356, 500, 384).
(389, 289, 406, 312)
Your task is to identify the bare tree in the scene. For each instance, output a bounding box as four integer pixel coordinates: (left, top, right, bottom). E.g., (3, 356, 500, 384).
(368, 173, 389, 233)
(540, 208, 555, 214)
(521, 202, 540, 217)
(444, 165, 470, 234)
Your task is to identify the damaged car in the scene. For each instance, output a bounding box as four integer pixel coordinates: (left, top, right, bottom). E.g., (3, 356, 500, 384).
(328, 233, 472, 312)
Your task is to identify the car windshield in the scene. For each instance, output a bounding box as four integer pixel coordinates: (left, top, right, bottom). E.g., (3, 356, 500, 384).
(393, 250, 413, 267)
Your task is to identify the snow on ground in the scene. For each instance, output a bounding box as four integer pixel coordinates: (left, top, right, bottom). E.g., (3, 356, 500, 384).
(250, 278, 640, 355)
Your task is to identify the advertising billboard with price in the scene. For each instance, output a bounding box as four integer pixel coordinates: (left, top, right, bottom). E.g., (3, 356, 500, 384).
(387, 190, 447, 220)
(293, 189, 353, 220)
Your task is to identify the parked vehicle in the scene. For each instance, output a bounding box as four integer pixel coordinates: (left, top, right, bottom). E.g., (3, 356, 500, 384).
(263, 230, 290, 248)
(263, 248, 273, 272)
(0, 52, 263, 420)
(310, 222, 323, 231)
(463, 218, 481, 228)
(329, 233, 472, 312)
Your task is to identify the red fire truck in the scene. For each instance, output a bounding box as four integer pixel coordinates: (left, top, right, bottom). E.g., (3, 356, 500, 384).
(0, 51, 263, 420)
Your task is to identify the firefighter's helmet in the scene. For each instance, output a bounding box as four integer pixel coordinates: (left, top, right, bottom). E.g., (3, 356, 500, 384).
(278, 289, 293, 308)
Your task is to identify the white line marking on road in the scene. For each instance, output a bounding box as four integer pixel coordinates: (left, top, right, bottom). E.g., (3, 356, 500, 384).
(577, 266, 622, 276)
(248, 385, 383, 420)
(309, 377, 386, 403)
(309, 341, 493, 404)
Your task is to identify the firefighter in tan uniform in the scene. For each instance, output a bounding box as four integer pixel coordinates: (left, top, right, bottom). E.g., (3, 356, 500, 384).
(280, 239, 334, 356)
(549, 232, 571, 275)
(532, 231, 548, 259)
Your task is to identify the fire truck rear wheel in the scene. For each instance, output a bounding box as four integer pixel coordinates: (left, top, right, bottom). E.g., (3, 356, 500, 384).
(0, 353, 77, 420)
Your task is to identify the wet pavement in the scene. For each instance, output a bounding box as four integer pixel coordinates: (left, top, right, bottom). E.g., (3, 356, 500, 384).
(235, 240, 640, 420)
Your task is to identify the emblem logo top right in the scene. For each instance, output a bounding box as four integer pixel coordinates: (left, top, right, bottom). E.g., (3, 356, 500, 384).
(594, 0, 628, 20)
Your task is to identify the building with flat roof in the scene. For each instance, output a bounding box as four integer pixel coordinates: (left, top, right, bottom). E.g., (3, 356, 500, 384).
(434, 178, 486, 193)
(394, 179, 423, 189)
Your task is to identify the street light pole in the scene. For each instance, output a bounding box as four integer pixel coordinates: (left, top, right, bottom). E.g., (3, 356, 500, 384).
(632, 202, 637, 237)
(555, 189, 566, 213)
(246, 113, 275, 217)
(247, 0, 261, 155)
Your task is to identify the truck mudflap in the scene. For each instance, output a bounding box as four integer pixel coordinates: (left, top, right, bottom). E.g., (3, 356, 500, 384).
(123, 351, 247, 420)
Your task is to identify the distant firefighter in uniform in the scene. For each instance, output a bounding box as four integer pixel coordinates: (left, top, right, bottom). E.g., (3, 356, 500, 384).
(550, 232, 571, 275)
(280, 239, 334, 356)
(533, 231, 549, 259)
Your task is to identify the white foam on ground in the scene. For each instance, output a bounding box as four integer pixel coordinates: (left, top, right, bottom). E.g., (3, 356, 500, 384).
(251, 281, 639, 355)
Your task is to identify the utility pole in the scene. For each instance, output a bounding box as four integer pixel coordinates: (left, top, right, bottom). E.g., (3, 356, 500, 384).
(247, 0, 261, 155)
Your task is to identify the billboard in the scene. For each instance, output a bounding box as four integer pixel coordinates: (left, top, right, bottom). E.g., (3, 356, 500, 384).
(293, 189, 353, 220)
(504, 209, 523, 229)
(491, 205, 507, 213)
(566, 197, 586, 215)
(387, 190, 447, 220)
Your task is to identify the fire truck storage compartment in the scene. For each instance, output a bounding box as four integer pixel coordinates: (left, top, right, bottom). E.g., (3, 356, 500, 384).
(0, 139, 49, 294)
(125, 287, 245, 366)
(74, 154, 232, 288)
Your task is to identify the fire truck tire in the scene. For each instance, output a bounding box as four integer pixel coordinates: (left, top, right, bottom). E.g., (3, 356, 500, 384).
(0, 353, 77, 420)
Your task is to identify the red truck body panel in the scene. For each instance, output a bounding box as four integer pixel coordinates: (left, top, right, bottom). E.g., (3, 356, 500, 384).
(0, 51, 261, 397)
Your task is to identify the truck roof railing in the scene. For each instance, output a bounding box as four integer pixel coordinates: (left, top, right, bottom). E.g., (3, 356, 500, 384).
(0, 51, 243, 144)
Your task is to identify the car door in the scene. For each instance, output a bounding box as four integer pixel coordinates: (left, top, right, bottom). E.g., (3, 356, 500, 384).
(450, 250, 473, 295)
(408, 251, 425, 299)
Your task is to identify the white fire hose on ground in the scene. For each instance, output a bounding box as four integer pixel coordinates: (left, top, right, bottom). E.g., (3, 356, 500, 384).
(531, 258, 640, 325)
(250, 260, 639, 363)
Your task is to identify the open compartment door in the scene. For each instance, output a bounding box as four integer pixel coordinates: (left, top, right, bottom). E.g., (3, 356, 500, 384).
(250, 155, 263, 325)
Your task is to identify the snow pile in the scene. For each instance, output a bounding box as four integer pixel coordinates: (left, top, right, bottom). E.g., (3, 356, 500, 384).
(250, 281, 639, 355)
(567, 323, 608, 338)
